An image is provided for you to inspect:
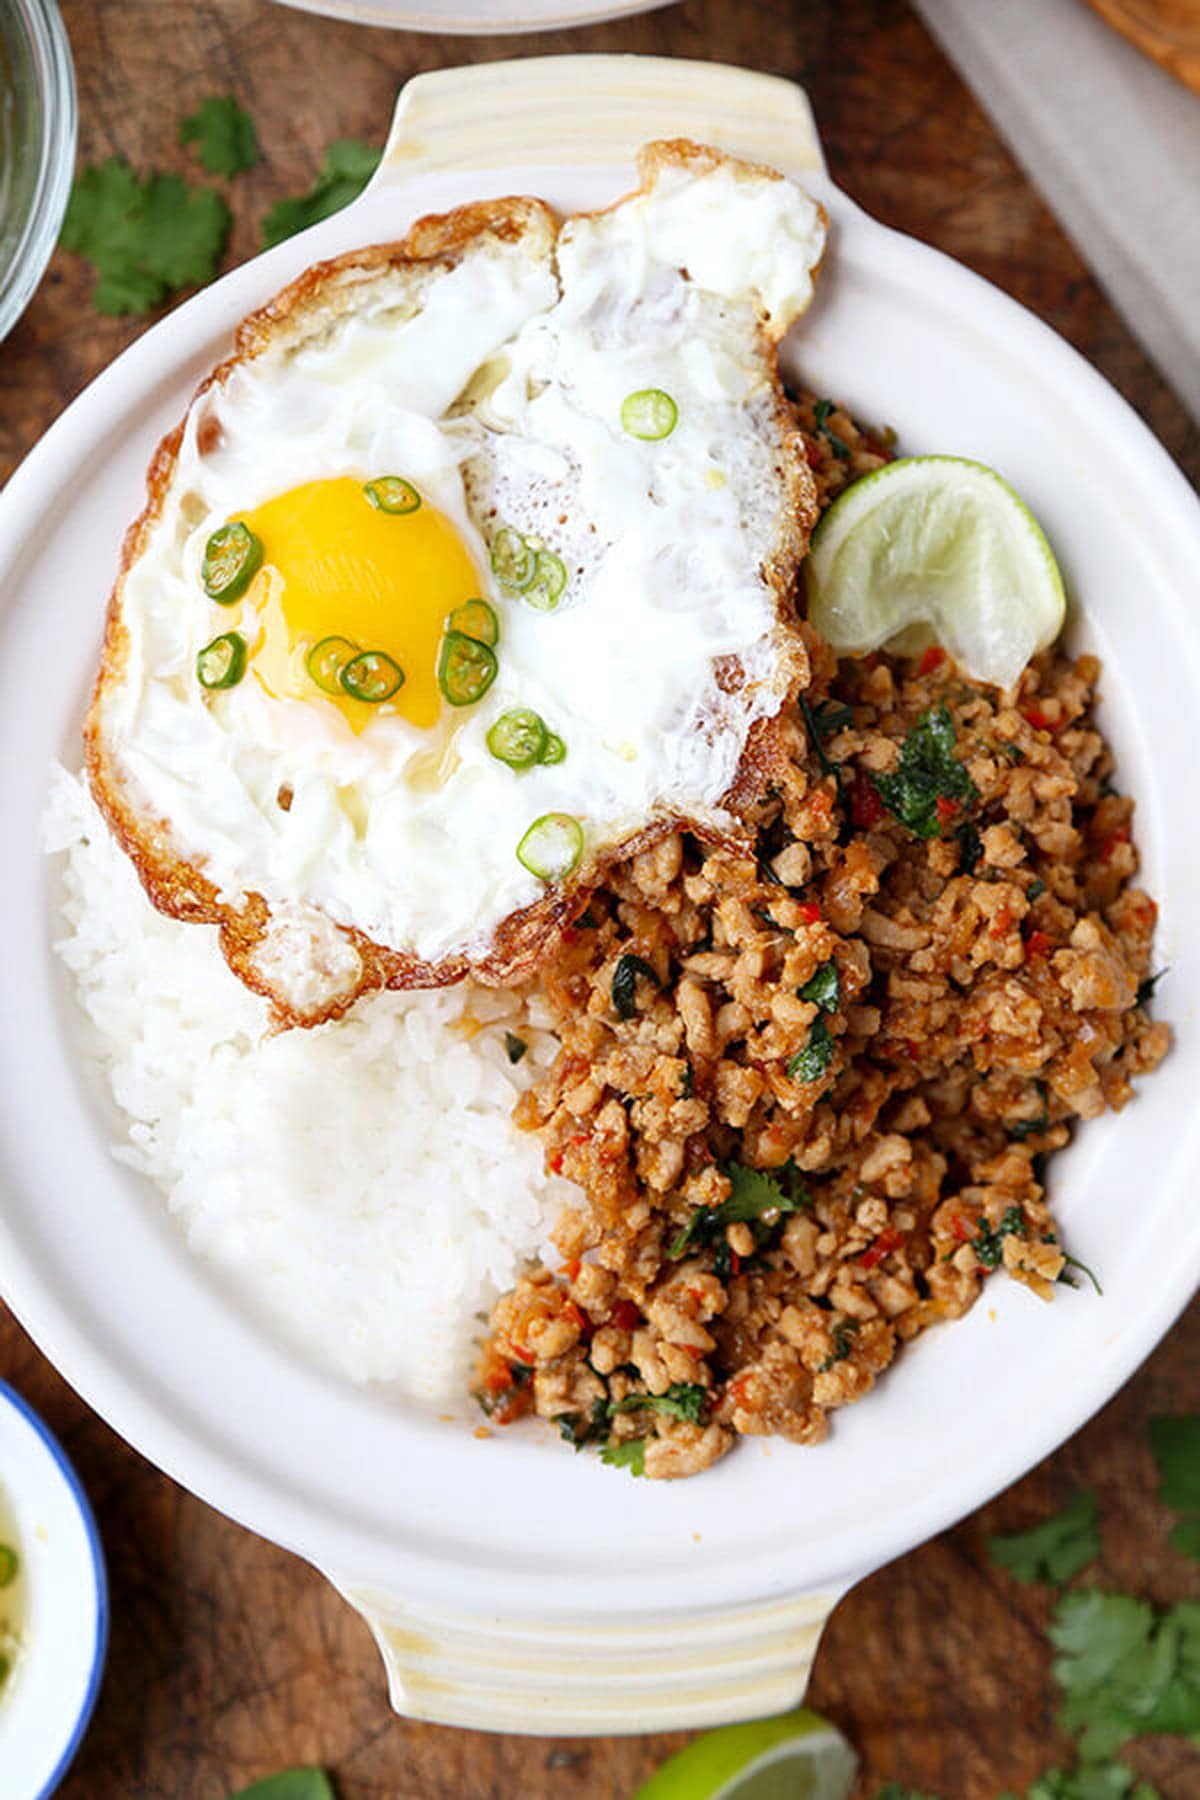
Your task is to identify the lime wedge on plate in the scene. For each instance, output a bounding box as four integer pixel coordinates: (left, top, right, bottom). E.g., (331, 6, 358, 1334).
(804, 454, 1066, 690)
(633, 1707, 857, 1800)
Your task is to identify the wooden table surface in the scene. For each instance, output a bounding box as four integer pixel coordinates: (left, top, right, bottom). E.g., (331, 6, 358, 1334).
(1, 1, 1197, 1795)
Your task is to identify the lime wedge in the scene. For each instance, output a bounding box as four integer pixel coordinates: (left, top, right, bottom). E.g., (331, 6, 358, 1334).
(633, 1707, 857, 1800)
(804, 454, 1066, 690)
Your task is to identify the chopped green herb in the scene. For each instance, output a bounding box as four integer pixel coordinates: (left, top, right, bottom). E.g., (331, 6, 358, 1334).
(818, 1319, 858, 1372)
(1012, 1768, 1161, 1800)
(812, 398, 851, 461)
(810, 698, 854, 740)
(608, 1383, 709, 1426)
(787, 1015, 835, 1083)
(668, 1160, 810, 1259)
(600, 1437, 646, 1477)
(987, 1491, 1101, 1587)
(261, 139, 381, 248)
(503, 1032, 527, 1066)
(872, 703, 979, 839)
(873, 1786, 943, 1800)
(61, 156, 232, 315)
(798, 692, 843, 785)
(1058, 1252, 1103, 1296)
(799, 961, 840, 1013)
(1027, 878, 1047, 901)
(679, 1059, 694, 1099)
(1136, 969, 1167, 1009)
(227, 1772, 336, 1800)
(612, 953, 660, 1021)
(554, 1397, 608, 1451)
(178, 96, 259, 177)
(972, 1206, 1026, 1270)
(955, 819, 983, 873)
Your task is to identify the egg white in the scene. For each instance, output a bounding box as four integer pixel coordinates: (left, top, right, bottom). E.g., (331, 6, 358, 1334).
(102, 155, 826, 970)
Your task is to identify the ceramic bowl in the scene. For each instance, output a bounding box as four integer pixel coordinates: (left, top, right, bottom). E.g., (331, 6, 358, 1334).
(0, 54, 1196, 1735)
(0, 1383, 106, 1797)
(0, 0, 75, 343)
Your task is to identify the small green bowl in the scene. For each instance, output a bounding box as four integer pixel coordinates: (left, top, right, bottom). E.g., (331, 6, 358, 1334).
(0, 0, 75, 343)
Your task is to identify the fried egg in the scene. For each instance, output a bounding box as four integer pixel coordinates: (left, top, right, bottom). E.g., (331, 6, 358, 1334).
(86, 143, 827, 1024)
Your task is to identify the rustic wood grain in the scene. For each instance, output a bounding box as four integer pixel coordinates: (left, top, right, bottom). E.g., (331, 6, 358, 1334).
(1, 1, 1197, 1795)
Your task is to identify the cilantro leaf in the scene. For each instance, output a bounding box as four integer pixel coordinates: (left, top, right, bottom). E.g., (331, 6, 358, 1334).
(788, 1015, 835, 1083)
(600, 1437, 645, 1476)
(873, 1787, 943, 1800)
(873, 703, 979, 839)
(1017, 1768, 1161, 1800)
(261, 139, 381, 248)
(61, 156, 230, 316)
(608, 1383, 709, 1426)
(611, 953, 660, 1020)
(179, 96, 259, 177)
(1050, 1589, 1200, 1760)
(799, 960, 840, 1013)
(228, 1772, 335, 1800)
(987, 1490, 1100, 1586)
(812, 397, 851, 461)
(668, 1161, 809, 1259)
(811, 698, 854, 739)
(1149, 1416, 1200, 1514)
(818, 1318, 859, 1372)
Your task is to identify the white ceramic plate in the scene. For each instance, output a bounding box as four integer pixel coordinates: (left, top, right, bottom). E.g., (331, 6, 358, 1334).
(0, 56, 1197, 1734)
(270, 0, 672, 34)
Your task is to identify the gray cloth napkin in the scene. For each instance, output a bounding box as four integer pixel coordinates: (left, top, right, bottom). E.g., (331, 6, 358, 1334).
(912, 0, 1200, 423)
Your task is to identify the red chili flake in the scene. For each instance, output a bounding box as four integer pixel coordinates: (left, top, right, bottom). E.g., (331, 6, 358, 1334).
(990, 905, 1013, 936)
(610, 1299, 641, 1333)
(1099, 823, 1132, 862)
(851, 770, 886, 829)
(936, 795, 960, 827)
(919, 645, 947, 676)
(795, 900, 823, 926)
(951, 1215, 972, 1243)
(549, 1149, 566, 1176)
(483, 1362, 514, 1395)
(905, 1040, 920, 1062)
(511, 1344, 535, 1367)
(860, 1227, 904, 1271)
(729, 1251, 742, 1277)
(560, 1258, 583, 1283)
(804, 439, 822, 469)
(1025, 929, 1053, 960)
(726, 1373, 753, 1406)
(1021, 705, 1064, 734)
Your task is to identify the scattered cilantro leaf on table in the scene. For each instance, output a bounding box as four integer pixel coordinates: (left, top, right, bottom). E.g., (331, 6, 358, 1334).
(60, 158, 231, 315)
(261, 139, 382, 248)
(1171, 1519, 1200, 1563)
(1009, 1766, 1161, 1799)
(1050, 1590, 1200, 1760)
(228, 1771, 335, 1800)
(872, 702, 979, 839)
(988, 1490, 1101, 1586)
(1149, 1416, 1200, 1513)
(179, 96, 259, 177)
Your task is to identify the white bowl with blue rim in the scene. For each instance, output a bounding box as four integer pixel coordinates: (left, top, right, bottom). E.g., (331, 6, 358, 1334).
(0, 1381, 106, 1798)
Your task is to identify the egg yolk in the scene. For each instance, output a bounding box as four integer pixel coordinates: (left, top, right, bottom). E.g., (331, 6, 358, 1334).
(238, 476, 483, 732)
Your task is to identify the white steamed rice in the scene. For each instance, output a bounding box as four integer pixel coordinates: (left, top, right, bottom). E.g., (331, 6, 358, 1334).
(42, 766, 573, 1405)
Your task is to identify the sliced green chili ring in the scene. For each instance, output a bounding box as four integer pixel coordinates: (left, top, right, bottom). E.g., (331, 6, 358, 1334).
(524, 549, 568, 612)
(340, 650, 405, 704)
(197, 631, 247, 691)
(306, 634, 360, 696)
(487, 708, 547, 769)
(438, 630, 498, 707)
(202, 522, 262, 604)
(621, 388, 678, 442)
(448, 599, 499, 647)
(363, 476, 421, 515)
(0, 1545, 17, 1588)
(517, 812, 584, 881)
(491, 525, 536, 592)
(540, 732, 566, 765)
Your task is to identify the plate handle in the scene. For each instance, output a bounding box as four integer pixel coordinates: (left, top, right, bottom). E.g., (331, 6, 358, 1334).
(324, 1570, 846, 1733)
(373, 55, 826, 185)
